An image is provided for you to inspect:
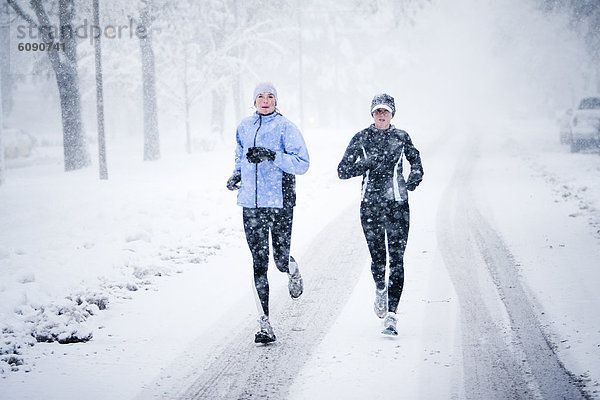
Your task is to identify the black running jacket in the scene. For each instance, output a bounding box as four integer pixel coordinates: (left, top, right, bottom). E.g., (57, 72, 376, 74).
(337, 124, 423, 204)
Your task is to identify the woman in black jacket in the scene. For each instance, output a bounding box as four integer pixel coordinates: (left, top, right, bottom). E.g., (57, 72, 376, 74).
(337, 93, 423, 335)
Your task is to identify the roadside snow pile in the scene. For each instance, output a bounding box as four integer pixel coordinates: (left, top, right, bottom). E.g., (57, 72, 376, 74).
(526, 150, 600, 239)
(1, 295, 98, 373)
(0, 243, 219, 374)
(498, 120, 600, 241)
(0, 149, 242, 374)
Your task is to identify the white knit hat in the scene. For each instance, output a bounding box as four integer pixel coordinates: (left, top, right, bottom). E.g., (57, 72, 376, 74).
(253, 82, 278, 104)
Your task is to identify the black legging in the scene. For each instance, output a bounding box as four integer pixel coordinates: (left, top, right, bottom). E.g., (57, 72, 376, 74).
(243, 207, 293, 316)
(360, 199, 410, 313)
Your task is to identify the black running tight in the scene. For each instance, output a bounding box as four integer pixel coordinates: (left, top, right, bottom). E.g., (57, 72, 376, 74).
(243, 207, 293, 316)
(360, 199, 410, 313)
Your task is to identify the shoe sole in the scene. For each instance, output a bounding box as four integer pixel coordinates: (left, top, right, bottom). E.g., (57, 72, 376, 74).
(255, 333, 276, 344)
(289, 277, 303, 299)
(290, 286, 303, 299)
(288, 257, 303, 299)
(381, 328, 398, 336)
(374, 290, 387, 319)
(374, 305, 387, 319)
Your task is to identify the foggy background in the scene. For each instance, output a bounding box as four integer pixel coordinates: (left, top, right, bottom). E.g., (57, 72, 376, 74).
(0, 0, 598, 171)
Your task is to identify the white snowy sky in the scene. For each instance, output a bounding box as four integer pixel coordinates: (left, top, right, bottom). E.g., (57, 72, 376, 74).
(4, 0, 594, 149)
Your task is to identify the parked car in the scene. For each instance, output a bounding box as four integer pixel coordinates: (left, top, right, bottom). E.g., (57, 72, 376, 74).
(569, 96, 600, 152)
(557, 108, 573, 144)
(2, 128, 36, 159)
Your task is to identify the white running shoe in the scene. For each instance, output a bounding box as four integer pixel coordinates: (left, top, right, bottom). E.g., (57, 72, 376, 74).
(287, 256, 303, 299)
(382, 312, 398, 336)
(374, 288, 387, 319)
(255, 315, 276, 343)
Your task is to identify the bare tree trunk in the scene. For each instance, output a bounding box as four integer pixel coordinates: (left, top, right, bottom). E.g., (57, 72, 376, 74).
(8, 0, 90, 171)
(211, 89, 224, 140)
(0, 2, 13, 117)
(232, 76, 242, 123)
(231, 1, 243, 123)
(230, 47, 243, 123)
(93, 0, 107, 179)
(0, 68, 4, 185)
(183, 48, 191, 154)
(297, 4, 304, 131)
(54, 0, 89, 171)
(139, 0, 160, 161)
(56, 65, 89, 170)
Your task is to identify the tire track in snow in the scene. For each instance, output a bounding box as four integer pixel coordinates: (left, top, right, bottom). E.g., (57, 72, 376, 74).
(160, 204, 369, 399)
(437, 139, 589, 399)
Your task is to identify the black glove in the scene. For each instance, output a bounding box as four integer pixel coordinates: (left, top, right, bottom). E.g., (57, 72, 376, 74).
(246, 147, 276, 163)
(226, 170, 241, 190)
(360, 154, 384, 172)
(406, 170, 422, 191)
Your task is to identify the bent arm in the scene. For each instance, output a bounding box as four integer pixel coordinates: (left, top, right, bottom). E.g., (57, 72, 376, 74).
(404, 133, 423, 178)
(274, 123, 310, 175)
(337, 136, 367, 179)
(234, 126, 244, 172)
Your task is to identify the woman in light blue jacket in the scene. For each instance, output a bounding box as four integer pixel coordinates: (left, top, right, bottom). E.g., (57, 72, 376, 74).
(226, 82, 310, 344)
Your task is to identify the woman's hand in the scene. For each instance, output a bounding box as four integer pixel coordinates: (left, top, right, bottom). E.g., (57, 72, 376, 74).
(226, 170, 242, 190)
(406, 170, 423, 191)
(246, 147, 276, 163)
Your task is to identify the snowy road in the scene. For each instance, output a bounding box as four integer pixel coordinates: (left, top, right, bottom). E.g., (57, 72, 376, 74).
(135, 205, 370, 399)
(3, 121, 600, 399)
(438, 136, 589, 399)
(153, 125, 596, 400)
(134, 124, 597, 400)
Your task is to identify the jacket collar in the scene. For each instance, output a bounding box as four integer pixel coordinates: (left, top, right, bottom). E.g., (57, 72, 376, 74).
(368, 123, 395, 133)
(254, 111, 279, 124)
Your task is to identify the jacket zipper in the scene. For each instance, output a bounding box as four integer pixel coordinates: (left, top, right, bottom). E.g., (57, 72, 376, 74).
(253, 115, 262, 208)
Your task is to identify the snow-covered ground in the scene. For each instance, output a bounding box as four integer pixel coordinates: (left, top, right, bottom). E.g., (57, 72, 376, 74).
(1, 117, 600, 399)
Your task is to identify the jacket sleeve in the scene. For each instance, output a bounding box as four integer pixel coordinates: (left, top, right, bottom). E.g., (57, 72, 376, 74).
(337, 134, 368, 179)
(404, 133, 424, 178)
(234, 125, 243, 172)
(273, 120, 310, 175)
